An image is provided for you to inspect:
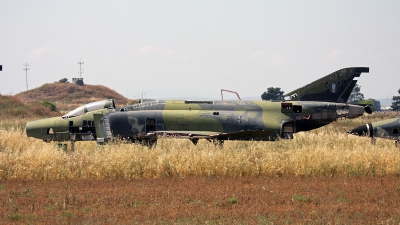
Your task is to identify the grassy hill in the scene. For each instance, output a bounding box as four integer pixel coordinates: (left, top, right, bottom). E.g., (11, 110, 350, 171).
(0, 94, 60, 128)
(1, 83, 134, 127)
(0, 94, 58, 117)
(15, 83, 134, 112)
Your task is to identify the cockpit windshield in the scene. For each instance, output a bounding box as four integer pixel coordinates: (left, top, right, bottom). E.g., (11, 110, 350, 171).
(62, 99, 115, 118)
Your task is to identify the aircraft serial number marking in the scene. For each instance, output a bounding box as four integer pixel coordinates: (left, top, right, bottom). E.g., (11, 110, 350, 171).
(225, 116, 256, 123)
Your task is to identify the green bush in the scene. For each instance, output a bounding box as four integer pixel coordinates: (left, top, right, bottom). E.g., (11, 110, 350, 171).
(9, 213, 22, 221)
(228, 197, 238, 204)
(40, 101, 57, 112)
(58, 78, 69, 83)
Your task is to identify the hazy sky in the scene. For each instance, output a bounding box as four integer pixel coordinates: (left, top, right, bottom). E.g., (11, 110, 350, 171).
(1, 0, 399, 102)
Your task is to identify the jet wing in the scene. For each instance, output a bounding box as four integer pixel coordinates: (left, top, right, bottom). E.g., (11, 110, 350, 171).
(153, 130, 275, 140)
(153, 130, 220, 138)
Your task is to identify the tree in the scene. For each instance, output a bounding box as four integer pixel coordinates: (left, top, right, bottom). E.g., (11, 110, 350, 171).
(392, 89, 400, 111)
(358, 98, 380, 112)
(261, 87, 284, 101)
(348, 84, 364, 104)
(372, 99, 381, 111)
(57, 78, 69, 83)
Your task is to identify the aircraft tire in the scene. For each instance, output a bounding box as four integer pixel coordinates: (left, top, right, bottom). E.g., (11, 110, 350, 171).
(56, 143, 68, 152)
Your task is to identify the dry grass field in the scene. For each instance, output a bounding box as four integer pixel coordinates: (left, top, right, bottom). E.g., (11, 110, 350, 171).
(2, 112, 400, 180)
(1, 111, 400, 223)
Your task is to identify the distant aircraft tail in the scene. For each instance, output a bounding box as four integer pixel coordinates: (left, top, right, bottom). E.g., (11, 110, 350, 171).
(284, 67, 369, 103)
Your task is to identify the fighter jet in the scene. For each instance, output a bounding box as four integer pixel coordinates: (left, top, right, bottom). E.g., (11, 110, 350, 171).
(349, 117, 400, 147)
(25, 67, 370, 149)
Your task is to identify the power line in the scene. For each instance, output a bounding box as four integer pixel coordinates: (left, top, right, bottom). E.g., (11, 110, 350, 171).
(23, 63, 30, 91)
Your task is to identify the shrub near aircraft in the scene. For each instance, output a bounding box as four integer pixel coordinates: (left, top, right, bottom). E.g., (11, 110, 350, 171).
(26, 67, 370, 150)
(349, 117, 400, 147)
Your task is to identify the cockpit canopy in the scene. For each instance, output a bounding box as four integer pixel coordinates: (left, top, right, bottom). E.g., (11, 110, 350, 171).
(62, 99, 115, 118)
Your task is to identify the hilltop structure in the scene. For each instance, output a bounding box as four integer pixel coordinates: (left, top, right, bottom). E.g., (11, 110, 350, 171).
(72, 78, 84, 86)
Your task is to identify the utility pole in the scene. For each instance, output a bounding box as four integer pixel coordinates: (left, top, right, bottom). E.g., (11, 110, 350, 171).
(23, 63, 30, 91)
(78, 59, 84, 78)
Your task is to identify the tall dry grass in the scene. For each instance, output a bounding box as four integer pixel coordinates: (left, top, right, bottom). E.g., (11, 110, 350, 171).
(1, 112, 400, 180)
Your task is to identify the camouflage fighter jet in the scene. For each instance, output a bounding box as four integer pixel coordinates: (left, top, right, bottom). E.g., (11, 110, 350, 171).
(26, 98, 369, 149)
(349, 117, 400, 147)
(25, 67, 370, 149)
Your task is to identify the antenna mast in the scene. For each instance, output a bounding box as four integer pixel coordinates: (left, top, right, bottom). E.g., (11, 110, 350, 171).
(78, 59, 84, 78)
(23, 63, 30, 91)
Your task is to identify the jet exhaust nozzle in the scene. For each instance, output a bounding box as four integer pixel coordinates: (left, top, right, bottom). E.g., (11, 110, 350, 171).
(364, 105, 372, 114)
(348, 123, 373, 137)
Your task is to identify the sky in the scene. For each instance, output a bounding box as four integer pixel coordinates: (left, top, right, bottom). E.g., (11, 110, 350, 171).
(1, 0, 399, 105)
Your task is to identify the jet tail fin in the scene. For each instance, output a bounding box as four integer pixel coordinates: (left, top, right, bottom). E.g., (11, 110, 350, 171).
(284, 67, 369, 103)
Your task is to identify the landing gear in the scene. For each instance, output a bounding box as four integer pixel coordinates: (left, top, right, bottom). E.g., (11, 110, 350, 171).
(132, 138, 157, 148)
(281, 121, 294, 139)
(216, 139, 225, 148)
(144, 138, 157, 148)
(208, 139, 224, 148)
(395, 140, 399, 148)
(56, 143, 68, 151)
(70, 133, 76, 152)
(282, 132, 294, 139)
(371, 137, 376, 145)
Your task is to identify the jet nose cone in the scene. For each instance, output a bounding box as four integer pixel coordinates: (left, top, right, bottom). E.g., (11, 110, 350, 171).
(26, 120, 40, 137)
(26, 120, 47, 139)
(348, 123, 373, 137)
